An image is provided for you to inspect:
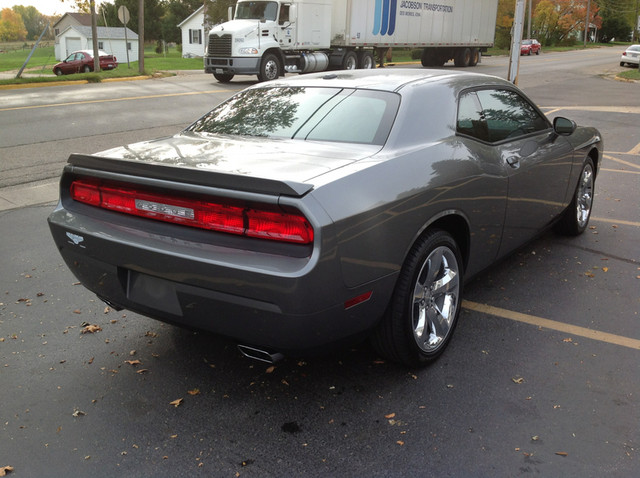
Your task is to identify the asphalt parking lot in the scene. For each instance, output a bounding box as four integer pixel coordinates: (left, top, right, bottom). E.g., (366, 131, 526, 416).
(1, 51, 638, 476)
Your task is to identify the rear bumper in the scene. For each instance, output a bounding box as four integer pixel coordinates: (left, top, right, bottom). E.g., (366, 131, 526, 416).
(48, 204, 394, 353)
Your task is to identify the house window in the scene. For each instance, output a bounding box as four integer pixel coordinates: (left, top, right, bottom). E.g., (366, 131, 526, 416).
(189, 29, 202, 44)
(54, 28, 60, 36)
(127, 42, 132, 50)
(98, 41, 104, 49)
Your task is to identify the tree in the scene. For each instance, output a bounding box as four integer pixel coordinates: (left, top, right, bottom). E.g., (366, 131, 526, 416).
(0, 7, 27, 41)
(598, 0, 634, 42)
(12, 5, 47, 40)
(532, 0, 602, 45)
(97, 0, 164, 41)
(160, 0, 204, 44)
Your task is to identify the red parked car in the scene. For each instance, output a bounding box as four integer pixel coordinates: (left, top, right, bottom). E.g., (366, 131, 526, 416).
(53, 50, 118, 75)
(521, 39, 541, 55)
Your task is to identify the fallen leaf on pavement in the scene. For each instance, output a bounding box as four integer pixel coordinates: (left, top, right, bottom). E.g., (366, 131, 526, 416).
(385, 413, 396, 419)
(512, 377, 525, 384)
(124, 360, 141, 366)
(0, 466, 14, 476)
(187, 388, 200, 396)
(170, 398, 183, 408)
(81, 324, 102, 334)
(555, 451, 568, 457)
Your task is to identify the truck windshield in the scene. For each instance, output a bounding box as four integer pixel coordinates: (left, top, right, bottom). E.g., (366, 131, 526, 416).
(188, 86, 400, 146)
(235, 1, 279, 21)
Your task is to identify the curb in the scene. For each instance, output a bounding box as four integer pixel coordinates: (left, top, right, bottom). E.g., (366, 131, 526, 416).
(0, 74, 153, 90)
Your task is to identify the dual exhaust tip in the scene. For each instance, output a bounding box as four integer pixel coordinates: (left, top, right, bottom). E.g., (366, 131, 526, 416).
(237, 344, 284, 364)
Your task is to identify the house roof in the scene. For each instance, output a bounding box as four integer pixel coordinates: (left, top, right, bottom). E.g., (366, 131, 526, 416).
(60, 25, 139, 40)
(53, 12, 92, 29)
(178, 5, 204, 28)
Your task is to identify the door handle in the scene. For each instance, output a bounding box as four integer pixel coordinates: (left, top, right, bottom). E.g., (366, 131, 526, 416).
(506, 156, 520, 168)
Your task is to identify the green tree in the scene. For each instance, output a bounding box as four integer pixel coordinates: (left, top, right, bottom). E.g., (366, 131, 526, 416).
(12, 5, 47, 40)
(598, 0, 634, 42)
(160, 0, 204, 44)
(0, 7, 27, 41)
(98, 0, 165, 41)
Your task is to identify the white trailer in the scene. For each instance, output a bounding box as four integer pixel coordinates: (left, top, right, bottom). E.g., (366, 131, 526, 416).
(204, 0, 499, 83)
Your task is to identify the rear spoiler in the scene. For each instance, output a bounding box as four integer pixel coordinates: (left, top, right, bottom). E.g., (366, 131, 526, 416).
(66, 154, 314, 198)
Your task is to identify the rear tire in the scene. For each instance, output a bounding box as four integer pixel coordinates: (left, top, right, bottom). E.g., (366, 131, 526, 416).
(454, 48, 471, 67)
(469, 48, 479, 66)
(371, 229, 463, 367)
(342, 51, 358, 70)
(357, 50, 375, 69)
(213, 72, 234, 83)
(555, 158, 595, 236)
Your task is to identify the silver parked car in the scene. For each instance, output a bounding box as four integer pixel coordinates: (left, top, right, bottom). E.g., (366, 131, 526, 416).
(620, 44, 640, 67)
(48, 70, 602, 367)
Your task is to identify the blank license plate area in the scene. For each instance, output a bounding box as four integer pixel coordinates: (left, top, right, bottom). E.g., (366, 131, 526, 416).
(127, 270, 182, 316)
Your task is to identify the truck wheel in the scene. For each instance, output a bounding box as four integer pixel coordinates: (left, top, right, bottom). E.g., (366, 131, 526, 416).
(258, 53, 281, 82)
(213, 72, 234, 83)
(357, 50, 375, 69)
(454, 48, 471, 67)
(371, 229, 463, 367)
(421, 48, 435, 67)
(469, 48, 479, 66)
(342, 51, 357, 70)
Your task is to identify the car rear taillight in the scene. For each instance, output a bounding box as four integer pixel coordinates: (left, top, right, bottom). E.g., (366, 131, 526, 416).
(70, 179, 314, 244)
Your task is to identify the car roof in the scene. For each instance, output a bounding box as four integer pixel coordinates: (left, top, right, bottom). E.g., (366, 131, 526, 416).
(252, 68, 512, 94)
(73, 49, 110, 56)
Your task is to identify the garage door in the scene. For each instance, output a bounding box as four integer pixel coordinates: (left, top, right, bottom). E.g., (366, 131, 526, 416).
(66, 37, 82, 56)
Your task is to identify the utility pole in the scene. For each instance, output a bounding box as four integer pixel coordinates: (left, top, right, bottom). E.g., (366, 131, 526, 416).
(508, 0, 526, 84)
(90, 0, 100, 72)
(138, 0, 144, 74)
(583, 0, 591, 46)
(527, 0, 532, 40)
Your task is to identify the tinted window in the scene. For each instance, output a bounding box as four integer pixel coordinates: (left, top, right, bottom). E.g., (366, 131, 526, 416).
(188, 87, 399, 145)
(476, 89, 549, 142)
(457, 92, 489, 142)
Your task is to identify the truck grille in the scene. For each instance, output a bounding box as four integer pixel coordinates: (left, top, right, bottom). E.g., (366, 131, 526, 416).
(208, 34, 232, 57)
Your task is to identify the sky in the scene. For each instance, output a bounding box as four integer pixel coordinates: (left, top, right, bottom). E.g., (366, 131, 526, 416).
(0, 1, 105, 16)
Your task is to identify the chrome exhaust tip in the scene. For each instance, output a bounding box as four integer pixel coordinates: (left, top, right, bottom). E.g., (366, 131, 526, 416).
(237, 344, 284, 364)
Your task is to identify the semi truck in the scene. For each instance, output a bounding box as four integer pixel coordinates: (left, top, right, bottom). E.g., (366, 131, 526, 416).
(204, 0, 499, 83)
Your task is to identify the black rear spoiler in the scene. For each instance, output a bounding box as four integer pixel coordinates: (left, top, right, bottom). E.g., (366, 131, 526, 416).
(66, 154, 314, 198)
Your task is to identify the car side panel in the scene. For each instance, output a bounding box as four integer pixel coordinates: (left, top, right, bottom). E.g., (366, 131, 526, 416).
(311, 140, 508, 287)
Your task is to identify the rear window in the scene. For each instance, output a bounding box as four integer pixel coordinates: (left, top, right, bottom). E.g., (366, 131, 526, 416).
(187, 86, 399, 146)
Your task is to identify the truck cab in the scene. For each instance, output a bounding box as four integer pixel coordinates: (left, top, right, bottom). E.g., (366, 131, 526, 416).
(204, 0, 333, 83)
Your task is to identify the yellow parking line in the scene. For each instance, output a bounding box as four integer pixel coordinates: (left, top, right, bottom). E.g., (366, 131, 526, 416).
(628, 142, 640, 155)
(604, 154, 640, 169)
(591, 216, 640, 227)
(463, 300, 640, 350)
(0, 89, 227, 112)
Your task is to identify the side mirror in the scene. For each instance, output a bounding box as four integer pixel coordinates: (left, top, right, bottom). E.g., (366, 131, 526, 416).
(228, 6, 233, 21)
(553, 117, 576, 136)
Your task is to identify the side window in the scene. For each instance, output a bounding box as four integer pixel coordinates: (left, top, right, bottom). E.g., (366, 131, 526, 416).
(476, 89, 549, 142)
(457, 91, 489, 142)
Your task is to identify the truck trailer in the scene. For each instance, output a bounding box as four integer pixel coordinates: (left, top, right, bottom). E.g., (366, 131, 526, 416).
(204, 0, 499, 83)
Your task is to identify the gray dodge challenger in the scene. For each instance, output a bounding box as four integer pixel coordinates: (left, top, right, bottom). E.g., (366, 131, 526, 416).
(48, 69, 602, 367)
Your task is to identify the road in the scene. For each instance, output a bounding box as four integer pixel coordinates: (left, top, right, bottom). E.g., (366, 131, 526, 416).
(1, 48, 639, 477)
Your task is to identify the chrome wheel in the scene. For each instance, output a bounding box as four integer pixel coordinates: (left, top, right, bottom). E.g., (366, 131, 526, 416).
(575, 162, 594, 229)
(258, 53, 281, 82)
(370, 229, 463, 367)
(411, 246, 460, 353)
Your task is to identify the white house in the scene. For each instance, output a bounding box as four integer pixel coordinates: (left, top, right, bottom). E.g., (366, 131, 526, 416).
(178, 5, 205, 58)
(56, 25, 139, 63)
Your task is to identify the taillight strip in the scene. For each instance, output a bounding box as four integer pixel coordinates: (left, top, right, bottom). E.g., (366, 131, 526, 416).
(70, 179, 314, 244)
